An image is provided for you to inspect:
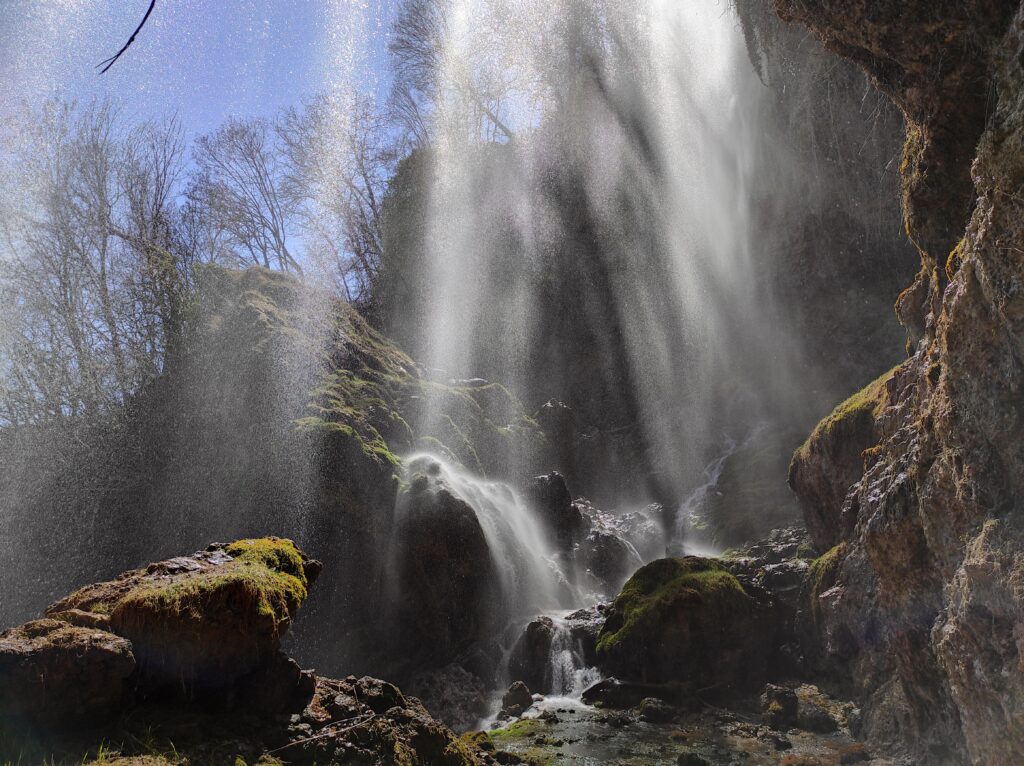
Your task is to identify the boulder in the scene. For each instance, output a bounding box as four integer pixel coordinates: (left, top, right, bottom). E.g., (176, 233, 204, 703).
(788, 368, 894, 551)
(500, 681, 533, 717)
(595, 557, 764, 691)
(527, 472, 586, 548)
(638, 696, 676, 723)
(0, 619, 135, 723)
(507, 617, 555, 692)
(46, 537, 319, 691)
(760, 684, 798, 730)
(577, 529, 642, 593)
(391, 474, 498, 668)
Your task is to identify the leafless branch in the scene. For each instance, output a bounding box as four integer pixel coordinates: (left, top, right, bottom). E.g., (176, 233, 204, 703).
(97, 0, 157, 74)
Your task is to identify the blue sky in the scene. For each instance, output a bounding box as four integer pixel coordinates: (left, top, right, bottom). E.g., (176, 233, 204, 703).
(0, 0, 397, 138)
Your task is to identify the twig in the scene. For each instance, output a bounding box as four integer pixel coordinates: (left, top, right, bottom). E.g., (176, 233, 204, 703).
(267, 713, 377, 754)
(97, 0, 157, 74)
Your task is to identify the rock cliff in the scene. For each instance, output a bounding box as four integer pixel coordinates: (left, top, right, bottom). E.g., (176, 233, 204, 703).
(772, 1, 1024, 762)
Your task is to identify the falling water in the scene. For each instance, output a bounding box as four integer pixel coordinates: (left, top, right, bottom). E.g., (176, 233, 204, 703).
(398, 453, 574, 620)
(406, 0, 812, 504)
(546, 614, 602, 699)
(670, 437, 740, 557)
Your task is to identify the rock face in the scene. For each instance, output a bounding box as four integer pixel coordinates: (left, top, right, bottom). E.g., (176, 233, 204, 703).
(0, 619, 135, 723)
(47, 538, 318, 691)
(389, 471, 499, 672)
(0, 539, 492, 766)
(770, 0, 1024, 762)
(595, 557, 764, 691)
(788, 369, 896, 551)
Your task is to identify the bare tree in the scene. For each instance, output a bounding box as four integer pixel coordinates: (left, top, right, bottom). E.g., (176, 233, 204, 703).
(389, 0, 517, 144)
(277, 93, 395, 301)
(188, 117, 302, 273)
(0, 100, 187, 425)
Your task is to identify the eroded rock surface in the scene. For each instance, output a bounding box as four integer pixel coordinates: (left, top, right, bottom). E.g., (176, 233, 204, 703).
(771, 0, 1024, 762)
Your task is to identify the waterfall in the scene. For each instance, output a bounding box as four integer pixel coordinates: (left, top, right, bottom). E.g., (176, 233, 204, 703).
(400, 0, 813, 505)
(399, 453, 574, 619)
(669, 438, 738, 557)
(546, 615, 602, 699)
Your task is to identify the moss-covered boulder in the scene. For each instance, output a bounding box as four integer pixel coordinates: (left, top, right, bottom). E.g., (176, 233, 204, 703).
(789, 366, 899, 551)
(0, 619, 135, 723)
(596, 557, 763, 691)
(46, 537, 320, 691)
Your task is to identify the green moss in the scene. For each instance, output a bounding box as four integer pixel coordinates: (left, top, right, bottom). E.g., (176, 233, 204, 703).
(115, 554, 307, 632)
(596, 557, 750, 658)
(808, 543, 847, 599)
(458, 732, 494, 752)
(225, 538, 309, 586)
(793, 365, 898, 464)
(488, 718, 545, 741)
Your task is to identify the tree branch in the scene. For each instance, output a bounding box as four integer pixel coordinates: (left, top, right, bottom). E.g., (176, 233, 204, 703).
(97, 0, 157, 74)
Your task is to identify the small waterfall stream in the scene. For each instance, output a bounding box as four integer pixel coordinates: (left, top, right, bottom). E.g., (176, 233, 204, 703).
(400, 453, 575, 620)
(546, 615, 602, 700)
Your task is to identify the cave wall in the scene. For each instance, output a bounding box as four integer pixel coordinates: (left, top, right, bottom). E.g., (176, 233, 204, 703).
(773, 1, 1024, 762)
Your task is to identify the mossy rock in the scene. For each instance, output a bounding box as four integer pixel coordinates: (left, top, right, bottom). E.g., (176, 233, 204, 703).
(789, 366, 899, 551)
(596, 557, 763, 690)
(46, 538, 320, 691)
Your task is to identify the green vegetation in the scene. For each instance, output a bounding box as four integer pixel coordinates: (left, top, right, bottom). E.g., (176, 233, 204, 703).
(596, 557, 751, 658)
(808, 543, 847, 599)
(488, 718, 546, 741)
(793, 365, 898, 464)
(807, 543, 848, 626)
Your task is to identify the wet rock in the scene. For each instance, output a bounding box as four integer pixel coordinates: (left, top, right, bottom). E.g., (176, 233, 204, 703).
(527, 472, 586, 548)
(677, 752, 710, 766)
(760, 684, 798, 730)
(0, 619, 135, 723)
(508, 617, 555, 692)
(501, 681, 533, 717)
(563, 606, 604, 666)
(391, 476, 498, 667)
(581, 677, 690, 709)
(577, 529, 643, 593)
(638, 697, 676, 723)
(45, 537, 318, 691)
(788, 369, 893, 551)
(798, 703, 839, 734)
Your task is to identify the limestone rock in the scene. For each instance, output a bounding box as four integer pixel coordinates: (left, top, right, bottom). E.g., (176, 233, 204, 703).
(46, 537, 319, 691)
(390, 474, 498, 669)
(0, 619, 135, 723)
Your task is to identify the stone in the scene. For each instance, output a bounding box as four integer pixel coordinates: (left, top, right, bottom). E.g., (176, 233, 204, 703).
(501, 681, 533, 717)
(527, 472, 586, 548)
(760, 684, 798, 730)
(507, 617, 555, 693)
(798, 703, 839, 733)
(0, 619, 135, 723)
(595, 557, 765, 690)
(638, 697, 676, 723)
(46, 538, 319, 692)
(390, 475, 499, 667)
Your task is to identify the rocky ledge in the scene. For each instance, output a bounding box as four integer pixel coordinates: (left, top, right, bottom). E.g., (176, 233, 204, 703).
(0, 538, 495, 766)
